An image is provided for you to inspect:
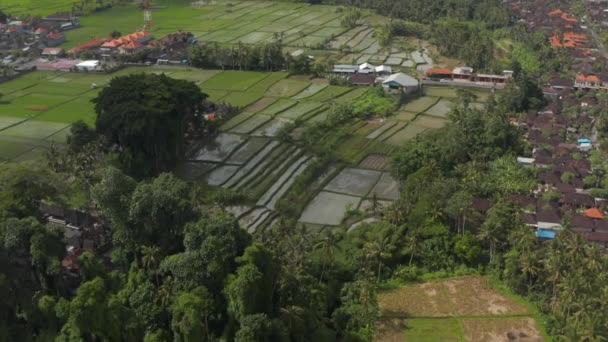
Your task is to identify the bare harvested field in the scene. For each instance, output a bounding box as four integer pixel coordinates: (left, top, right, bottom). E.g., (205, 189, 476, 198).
(375, 276, 546, 342)
(462, 317, 543, 342)
(359, 154, 391, 171)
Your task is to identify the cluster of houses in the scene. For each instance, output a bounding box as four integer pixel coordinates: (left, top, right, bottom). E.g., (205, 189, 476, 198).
(40, 203, 111, 277)
(332, 62, 420, 93)
(498, 0, 608, 249)
(0, 13, 79, 52)
(64, 31, 196, 63)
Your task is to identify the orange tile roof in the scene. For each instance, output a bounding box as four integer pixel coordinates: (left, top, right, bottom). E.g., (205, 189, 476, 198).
(68, 37, 106, 54)
(548, 9, 563, 16)
(550, 34, 562, 47)
(587, 75, 600, 82)
(121, 41, 143, 49)
(576, 73, 601, 82)
(561, 12, 577, 23)
(426, 67, 453, 75)
(584, 208, 605, 219)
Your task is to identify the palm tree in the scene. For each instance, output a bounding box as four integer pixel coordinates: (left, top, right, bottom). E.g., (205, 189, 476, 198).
(141, 245, 161, 285)
(477, 224, 499, 263)
(405, 231, 421, 266)
(314, 230, 342, 284)
(363, 237, 392, 284)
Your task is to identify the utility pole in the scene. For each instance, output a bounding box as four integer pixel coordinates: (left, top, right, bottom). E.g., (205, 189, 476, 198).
(143, 0, 152, 31)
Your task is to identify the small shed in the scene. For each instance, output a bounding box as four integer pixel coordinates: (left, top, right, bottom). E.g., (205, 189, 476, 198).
(382, 73, 419, 94)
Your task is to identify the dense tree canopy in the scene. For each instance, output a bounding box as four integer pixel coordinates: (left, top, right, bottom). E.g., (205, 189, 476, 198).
(93, 73, 207, 178)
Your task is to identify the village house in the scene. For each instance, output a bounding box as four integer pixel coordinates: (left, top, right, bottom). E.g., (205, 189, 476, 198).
(44, 32, 66, 47)
(41, 47, 65, 59)
(100, 31, 152, 55)
(381, 72, 419, 94)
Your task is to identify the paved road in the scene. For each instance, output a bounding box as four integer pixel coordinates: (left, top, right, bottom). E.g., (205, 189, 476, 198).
(422, 79, 504, 90)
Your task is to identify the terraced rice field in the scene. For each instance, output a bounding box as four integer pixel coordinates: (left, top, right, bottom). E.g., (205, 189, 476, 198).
(172, 71, 372, 233)
(359, 87, 492, 148)
(298, 167, 400, 226)
(375, 276, 548, 342)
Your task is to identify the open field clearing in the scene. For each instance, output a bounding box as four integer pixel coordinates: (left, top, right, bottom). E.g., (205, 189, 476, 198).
(375, 276, 547, 342)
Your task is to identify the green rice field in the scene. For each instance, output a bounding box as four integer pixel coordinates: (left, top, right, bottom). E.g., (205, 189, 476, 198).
(3, 0, 419, 66)
(44, 0, 352, 50)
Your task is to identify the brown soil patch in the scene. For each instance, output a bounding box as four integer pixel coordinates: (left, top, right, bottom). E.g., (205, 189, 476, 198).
(374, 318, 407, 342)
(27, 105, 49, 111)
(462, 317, 543, 342)
(379, 281, 452, 317)
(311, 78, 329, 85)
(445, 277, 530, 316)
(359, 154, 391, 171)
(244, 97, 277, 113)
(379, 276, 530, 318)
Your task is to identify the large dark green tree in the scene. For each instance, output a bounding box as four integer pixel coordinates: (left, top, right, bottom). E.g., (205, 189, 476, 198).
(93, 73, 206, 178)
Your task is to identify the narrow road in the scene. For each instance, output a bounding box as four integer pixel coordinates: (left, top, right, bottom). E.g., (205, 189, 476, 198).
(422, 79, 504, 90)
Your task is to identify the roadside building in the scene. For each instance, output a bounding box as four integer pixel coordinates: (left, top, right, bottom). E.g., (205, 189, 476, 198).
(382, 72, 419, 94)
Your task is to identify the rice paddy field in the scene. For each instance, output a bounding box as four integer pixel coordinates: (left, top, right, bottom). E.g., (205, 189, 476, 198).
(0, 0, 74, 16)
(2, 0, 424, 67)
(0, 66, 285, 162)
(48, 0, 350, 50)
(375, 276, 549, 342)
